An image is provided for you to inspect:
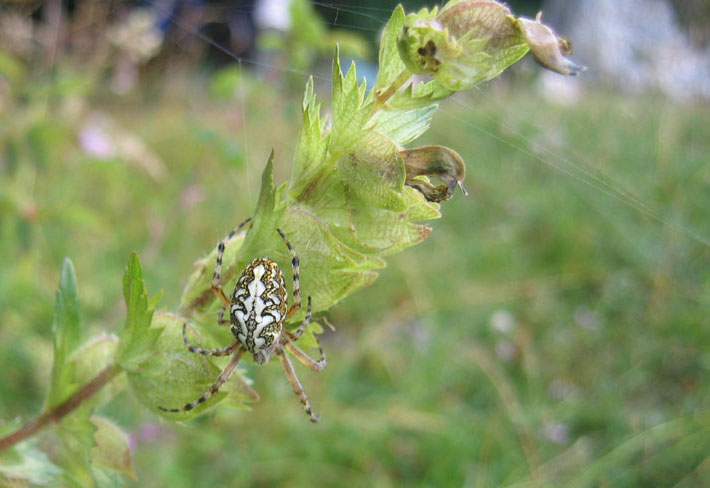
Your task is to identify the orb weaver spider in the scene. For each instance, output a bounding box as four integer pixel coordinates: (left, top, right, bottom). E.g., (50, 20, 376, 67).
(159, 219, 326, 422)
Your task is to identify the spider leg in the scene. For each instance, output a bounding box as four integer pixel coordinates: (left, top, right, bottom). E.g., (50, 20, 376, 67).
(182, 322, 240, 356)
(276, 228, 301, 319)
(275, 347, 320, 423)
(217, 304, 229, 326)
(283, 296, 326, 371)
(285, 340, 326, 372)
(158, 346, 245, 413)
(212, 217, 252, 307)
(286, 296, 312, 341)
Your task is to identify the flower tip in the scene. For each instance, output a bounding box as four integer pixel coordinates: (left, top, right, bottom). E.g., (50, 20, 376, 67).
(458, 180, 469, 196)
(547, 56, 587, 76)
(517, 15, 585, 77)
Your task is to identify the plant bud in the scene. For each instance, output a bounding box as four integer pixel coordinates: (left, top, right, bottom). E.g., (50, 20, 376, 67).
(397, 0, 582, 90)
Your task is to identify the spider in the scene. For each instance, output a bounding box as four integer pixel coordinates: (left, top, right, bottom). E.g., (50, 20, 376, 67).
(159, 219, 326, 422)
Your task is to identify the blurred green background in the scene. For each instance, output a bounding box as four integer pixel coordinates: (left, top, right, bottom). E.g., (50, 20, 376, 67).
(1, 1, 710, 486)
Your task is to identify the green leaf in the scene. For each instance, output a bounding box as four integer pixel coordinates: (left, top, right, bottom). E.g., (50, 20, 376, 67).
(254, 151, 277, 223)
(0, 421, 62, 485)
(373, 5, 407, 95)
(90, 417, 136, 481)
(48, 335, 124, 487)
(338, 131, 441, 254)
(369, 104, 438, 146)
(46, 258, 83, 409)
(387, 78, 453, 110)
(54, 403, 96, 487)
(129, 313, 257, 420)
(280, 207, 384, 315)
(291, 321, 324, 351)
(50, 413, 133, 487)
(233, 153, 287, 274)
(116, 252, 162, 371)
(330, 50, 369, 153)
(288, 76, 330, 201)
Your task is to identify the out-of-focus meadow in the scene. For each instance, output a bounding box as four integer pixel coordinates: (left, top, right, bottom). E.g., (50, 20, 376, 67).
(1, 1, 710, 486)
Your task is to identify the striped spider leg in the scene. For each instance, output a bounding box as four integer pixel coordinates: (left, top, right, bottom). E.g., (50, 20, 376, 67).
(213, 217, 252, 326)
(159, 225, 326, 422)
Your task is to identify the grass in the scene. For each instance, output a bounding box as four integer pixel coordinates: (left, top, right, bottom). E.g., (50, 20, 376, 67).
(1, 66, 709, 486)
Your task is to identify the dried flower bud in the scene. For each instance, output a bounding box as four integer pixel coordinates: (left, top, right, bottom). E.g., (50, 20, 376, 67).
(516, 12, 585, 76)
(401, 145, 468, 202)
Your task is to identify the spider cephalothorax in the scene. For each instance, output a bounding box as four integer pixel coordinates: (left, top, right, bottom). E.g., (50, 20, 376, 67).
(159, 221, 326, 422)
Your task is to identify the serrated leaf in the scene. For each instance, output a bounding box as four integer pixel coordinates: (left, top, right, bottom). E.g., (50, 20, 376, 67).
(369, 104, 438, 146)
(388, 78, 453, 110)
(254, 151, 276, 222)
(90, 417, 135, 481)
(116, 252, 162, 371)
(331, 50, 369, 153)
(231, 154, 288, 277)
(374, 5, 407, 94)
(46, 258, 83, 409)
(128, 313, 257, 420)
(280, 207, 383, 317)
(288, 77, 331, 201)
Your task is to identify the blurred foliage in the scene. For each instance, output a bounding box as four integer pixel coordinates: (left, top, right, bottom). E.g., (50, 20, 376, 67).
(1, 0, 710, 486)
(259, 0, 370, 87)
(315, 0, 545, 35)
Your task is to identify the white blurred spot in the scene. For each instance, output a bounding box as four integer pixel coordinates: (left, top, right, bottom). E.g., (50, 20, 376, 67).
(255, 0, 291, 31)
(490, 309, 517, 334)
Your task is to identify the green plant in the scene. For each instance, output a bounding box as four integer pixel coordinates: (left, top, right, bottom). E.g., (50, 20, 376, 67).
(0, 1, 579, 485)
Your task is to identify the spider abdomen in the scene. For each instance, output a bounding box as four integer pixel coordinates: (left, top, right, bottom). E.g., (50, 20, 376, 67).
(230, 258, 288, 363)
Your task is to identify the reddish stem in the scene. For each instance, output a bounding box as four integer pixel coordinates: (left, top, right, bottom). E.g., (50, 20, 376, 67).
(0, 364, 118, 452)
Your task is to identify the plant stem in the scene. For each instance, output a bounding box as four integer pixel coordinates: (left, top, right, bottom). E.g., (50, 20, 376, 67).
(0, 363, 118, 452)
(373, 69, 411, 110)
